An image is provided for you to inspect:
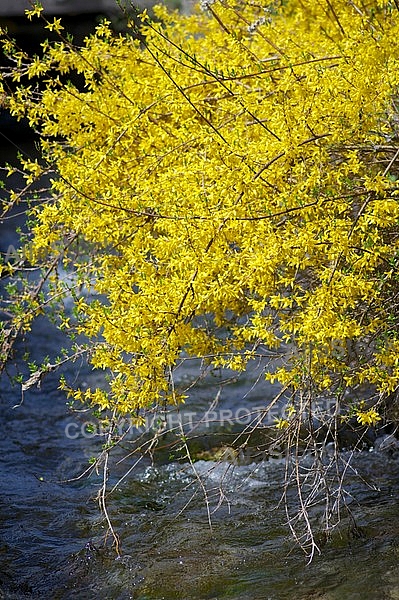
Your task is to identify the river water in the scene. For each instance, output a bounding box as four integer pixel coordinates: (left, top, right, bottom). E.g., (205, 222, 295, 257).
(2, 143, 399, 600)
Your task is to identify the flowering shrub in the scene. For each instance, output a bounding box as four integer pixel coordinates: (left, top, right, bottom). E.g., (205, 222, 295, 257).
(1, 0, 399, 556)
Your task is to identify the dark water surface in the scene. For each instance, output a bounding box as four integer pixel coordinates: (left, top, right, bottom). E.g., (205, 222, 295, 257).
(2, 143, 399, 599)
(2, 331, 399, 600)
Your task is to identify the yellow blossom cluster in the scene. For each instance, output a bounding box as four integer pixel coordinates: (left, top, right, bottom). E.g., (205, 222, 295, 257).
(356, 408, 381, 427)
(2, 0, 399, 417)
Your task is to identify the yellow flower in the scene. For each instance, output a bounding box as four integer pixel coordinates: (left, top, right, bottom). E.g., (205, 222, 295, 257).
(275, 418, 290, 430)
(356, 409, 381, 427)
(25, 2, 43, 20)
(45, 18, 63, 34)
(7, 0, 399, 416)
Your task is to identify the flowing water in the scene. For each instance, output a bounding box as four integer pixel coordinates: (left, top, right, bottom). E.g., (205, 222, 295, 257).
(2, 144, 399, 600)
(2, 328, 399, 600)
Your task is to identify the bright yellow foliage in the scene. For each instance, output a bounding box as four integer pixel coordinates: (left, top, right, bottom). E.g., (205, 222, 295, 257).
(356, 407, 382, 427)
(3, 0, 399, 416)
(25, 2, 44, 20)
